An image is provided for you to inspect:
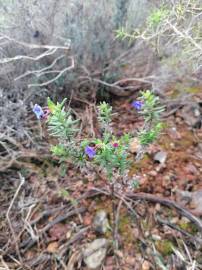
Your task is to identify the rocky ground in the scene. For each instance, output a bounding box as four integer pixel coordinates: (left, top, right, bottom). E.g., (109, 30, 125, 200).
(0, 88, 202, 270)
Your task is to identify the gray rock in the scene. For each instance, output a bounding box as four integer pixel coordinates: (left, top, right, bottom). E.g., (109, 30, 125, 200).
(180, 105, 201, 127)
(197, 143, 202, 152)
(93, 210, 109, 234)
(154, 151, 167, 164)
(195, 143, 202, 159)
(83, 238, 109, 269)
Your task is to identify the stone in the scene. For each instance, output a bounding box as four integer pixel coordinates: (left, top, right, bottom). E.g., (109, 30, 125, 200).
(125, 256, 136, 266)
(148, 170, 157, 177)
(93, 210, 110, 234)
(168, 127, 181, 140)
(83, 238, 109, 269)
(154, 151, 167, 164)
(129, 138, 141, 153)
(185, 163, 198, 175)
(180, 104, 201, 127)
(189, 190, 202, 215)
(151, 234, 161, 241)
(142, 260, 151, 270)
(197, 143, 202, 152)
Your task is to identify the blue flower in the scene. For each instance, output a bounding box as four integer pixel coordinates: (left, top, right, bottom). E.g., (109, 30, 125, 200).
(85, 146, 96, 158)
(33, 104, 44, 119)
(132, 100, 143, 110)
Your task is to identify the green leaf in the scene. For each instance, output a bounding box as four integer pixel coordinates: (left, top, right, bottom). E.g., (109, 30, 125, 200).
(47, 97, 57, 113)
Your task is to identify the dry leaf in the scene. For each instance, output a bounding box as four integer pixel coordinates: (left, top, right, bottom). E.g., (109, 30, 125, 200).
(49, 223, 68, 240)
(47, 241, 59, 253)
(83, 214, 92, 226)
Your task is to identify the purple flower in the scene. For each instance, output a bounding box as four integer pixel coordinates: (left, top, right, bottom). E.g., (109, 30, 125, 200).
(85, 146, 96, 158)
(132, 100, 143, 110)
(33, 104, 44, 119)
(42, 108, 51, 120)
(113, 142, 119, 148)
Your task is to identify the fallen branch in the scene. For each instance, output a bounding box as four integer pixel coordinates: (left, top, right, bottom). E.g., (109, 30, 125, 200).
(0, 34, 70, 52)
(0, 34, 74, 88)
(20, 207, 86, 252)
(6, 173, 25, 265)
(156, 215, 202, 246)
(28, 56, 74, 88)
(60, 226, 90, 257)
(114, 200, 123, 250)
(125, 192, 202, 233)
(86, 188, 202, 234)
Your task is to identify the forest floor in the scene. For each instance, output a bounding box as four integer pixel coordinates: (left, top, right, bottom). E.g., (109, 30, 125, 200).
(1, 88, 202, 270)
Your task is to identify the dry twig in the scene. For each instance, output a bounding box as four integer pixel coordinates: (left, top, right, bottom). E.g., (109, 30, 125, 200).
(6, 173, 25, 265)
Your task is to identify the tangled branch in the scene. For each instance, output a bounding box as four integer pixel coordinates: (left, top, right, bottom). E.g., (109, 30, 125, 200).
(0, 34, 74, 88)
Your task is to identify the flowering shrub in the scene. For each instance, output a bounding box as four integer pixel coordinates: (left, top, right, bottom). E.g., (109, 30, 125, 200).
(135, 90, 164, 146)
(85, 146, 96, 159)
(33, 104, 44, 119)
(33, 90, 164, 180)
(33, 90, 164, 248)
(132, 100, 143, 111)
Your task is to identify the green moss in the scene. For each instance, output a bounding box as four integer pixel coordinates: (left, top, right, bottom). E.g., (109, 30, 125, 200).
(129, 154, 150, 175)
(119, 215, 134, 244)
(178, 221, 198, 234)
(155, 240, 174, 256)
(169, 88, 181, 99)
(141, 219, 149, 230)
(184, 87, 201, 94)
(168, 86, 201, 99)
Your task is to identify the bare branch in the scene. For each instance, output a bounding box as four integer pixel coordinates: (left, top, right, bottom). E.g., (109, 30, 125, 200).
(0, 34, 70, 51)
(0, 48, 57, 64)
(14, 55, 65, 81)
(6, 173, 25, 264)
(28, 56, 74, 88)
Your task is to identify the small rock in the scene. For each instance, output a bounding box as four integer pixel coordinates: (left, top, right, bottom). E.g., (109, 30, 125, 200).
(185, 163, 198, 175)
(129, 138, 141, 153)
(170, 142, 175, 149)
(142, 260, 151, 270)
(83, 238, 109, 269)
(170, 217, 179, 224)
(194, 108, 200, 117)
(176, 190, 192, 205)
(154, 151, 167, 164)
(155, 203, 161, 211)
(48, 223, 67, 240)
(66, 230, 72, 239)
(180, 105, 201, 127)
(145, 231, 150, 237)
(176, 189, 202, 214)
(180, 217, 190, 224)
(114, 250, 123, 258)
(175, 117, 182, 124)
(198, 143, 202, 152)
(189, 190, 202, 214)
(168, 127, 181, 140)
(152, 234, 161, 241)
(125, 256, 136, 266)
(93, 210, 109, 234)
(83, 213, 93, 226)
(132, 228, 140, 239)
(105, 256, 114, 268)
(148, 170, 157, 177)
